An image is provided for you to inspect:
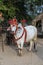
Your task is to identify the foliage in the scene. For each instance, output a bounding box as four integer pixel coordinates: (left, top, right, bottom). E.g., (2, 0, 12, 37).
(14, 1, 28, 20)
(0, 0, 27, 20)
(0, 0, 43, 24)
(8, 7, 19, 18)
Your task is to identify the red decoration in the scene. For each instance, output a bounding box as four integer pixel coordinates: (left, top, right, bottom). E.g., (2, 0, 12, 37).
(8, 19, 17, 25)
(21, 19, 27, 23)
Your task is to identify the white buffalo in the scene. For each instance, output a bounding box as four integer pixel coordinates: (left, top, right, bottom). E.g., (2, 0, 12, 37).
(7, 23, 37, 55)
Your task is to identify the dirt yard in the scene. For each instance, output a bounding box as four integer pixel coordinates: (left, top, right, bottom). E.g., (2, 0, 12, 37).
(0, 38, 43, 65)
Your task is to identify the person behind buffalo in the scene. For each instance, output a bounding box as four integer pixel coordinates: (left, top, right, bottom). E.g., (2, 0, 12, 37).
(6, 18, 18, 45)
(6, 18, 13, 45)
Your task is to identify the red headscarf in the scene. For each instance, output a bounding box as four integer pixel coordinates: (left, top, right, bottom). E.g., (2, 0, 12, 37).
(8, 18, 18, 26)
(21, 19, 27, 23)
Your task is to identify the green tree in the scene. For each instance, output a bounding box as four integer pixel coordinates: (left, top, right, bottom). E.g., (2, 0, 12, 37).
(3, 0, 28, 20)
(0, 0, 43, 24)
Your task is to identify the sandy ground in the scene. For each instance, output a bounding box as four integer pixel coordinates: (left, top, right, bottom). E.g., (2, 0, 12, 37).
(0, 38, 43, 65)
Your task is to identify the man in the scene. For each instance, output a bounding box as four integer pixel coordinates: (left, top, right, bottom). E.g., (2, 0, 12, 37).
(7, 18, 18, 45)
